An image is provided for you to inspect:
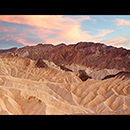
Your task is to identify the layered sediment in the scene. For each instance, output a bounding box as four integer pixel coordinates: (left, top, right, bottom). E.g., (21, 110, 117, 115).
(0, 53, 130, 115)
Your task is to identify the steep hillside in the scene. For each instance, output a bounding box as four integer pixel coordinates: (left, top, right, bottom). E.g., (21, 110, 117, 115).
(0, 54, 130, 114)
(12, 42, 130, 71)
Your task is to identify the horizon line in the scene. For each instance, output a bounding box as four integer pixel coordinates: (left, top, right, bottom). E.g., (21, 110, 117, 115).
(0, 41, 129, 50)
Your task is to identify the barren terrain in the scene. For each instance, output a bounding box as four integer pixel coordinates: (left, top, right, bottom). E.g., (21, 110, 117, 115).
(0, 42, 130, 115)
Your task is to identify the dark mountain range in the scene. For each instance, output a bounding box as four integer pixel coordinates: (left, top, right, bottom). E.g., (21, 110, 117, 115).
(1, 42, 130, 71)
(0, 47, 17, 54)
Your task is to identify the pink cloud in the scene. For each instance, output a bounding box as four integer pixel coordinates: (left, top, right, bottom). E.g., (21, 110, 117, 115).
(15, 38, 36, 46)
(0, 15, 75, 30)
(0, 15, 93, 45)
(58, 24, 93, 43)
(0, 25, 32, 46)
(0, 26, 9, 32)
(2, 31, 36, 46)
(0, 26, 16, 33)
(115, 19, 130, 26)
(8, 35, 36, 46)
(0, 15, 114, 46)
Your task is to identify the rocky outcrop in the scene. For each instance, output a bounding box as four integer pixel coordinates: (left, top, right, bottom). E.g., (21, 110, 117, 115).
(35, 58, 48, 68)
(102, 71, 130, 80)
(102, 74, 117, 80)
(78, 70, 92, 81)
(59, 64, 73, 72)
(116, 71, 130, 79)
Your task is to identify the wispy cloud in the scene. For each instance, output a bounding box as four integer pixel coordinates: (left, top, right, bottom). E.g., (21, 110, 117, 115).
(94, 29, 114, 38)
(0, 26, 16, 33)
(100, 18, 107, 21)
(115, 18, 130, 26)
(64, 15, 92, 21)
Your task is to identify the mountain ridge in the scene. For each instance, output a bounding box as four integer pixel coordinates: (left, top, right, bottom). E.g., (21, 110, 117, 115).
(2, 42, 129, 71)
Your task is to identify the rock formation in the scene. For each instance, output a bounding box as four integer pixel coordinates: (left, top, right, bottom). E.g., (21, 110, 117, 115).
(102, 71, 130, 80)
(35, 58, 48, 68)
(78, 70, 92, 81)
(0, 42, 130, 115)
(8, 42, 130, 71)
(59, 64, 73, 72)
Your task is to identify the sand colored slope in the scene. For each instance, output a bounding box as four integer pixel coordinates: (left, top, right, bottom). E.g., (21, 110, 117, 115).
(0, 55, 130, 114)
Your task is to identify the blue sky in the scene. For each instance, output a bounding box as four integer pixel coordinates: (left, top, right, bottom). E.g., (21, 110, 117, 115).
(0, 15, 130, 49)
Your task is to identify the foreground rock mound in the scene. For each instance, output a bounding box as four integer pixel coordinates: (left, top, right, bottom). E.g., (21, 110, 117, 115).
(78, 70, 92, 81)
(35, 58, 48, 68)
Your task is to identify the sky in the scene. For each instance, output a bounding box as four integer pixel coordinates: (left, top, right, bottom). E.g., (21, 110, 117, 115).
(0, 15, 130, 49)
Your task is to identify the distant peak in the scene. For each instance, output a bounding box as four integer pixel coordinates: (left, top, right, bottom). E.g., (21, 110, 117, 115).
(6, 47, 18, 50)
(56, 43, 66, 47)
(0, 47, 18, 54)
(37, 43, 44, 46)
